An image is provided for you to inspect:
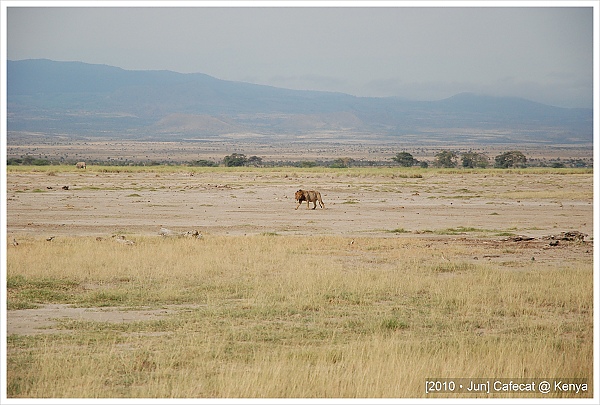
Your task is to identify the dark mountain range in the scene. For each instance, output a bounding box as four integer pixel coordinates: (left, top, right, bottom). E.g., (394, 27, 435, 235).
(7, 59, 593, 144)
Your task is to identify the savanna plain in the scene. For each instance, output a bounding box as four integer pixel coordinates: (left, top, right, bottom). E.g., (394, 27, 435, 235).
(5, 163, 595, 398)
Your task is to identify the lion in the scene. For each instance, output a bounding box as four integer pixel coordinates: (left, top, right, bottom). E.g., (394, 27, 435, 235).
(295, 189, 325, 210)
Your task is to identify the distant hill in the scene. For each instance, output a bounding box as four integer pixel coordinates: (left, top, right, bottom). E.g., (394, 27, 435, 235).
(7, 59, 593, 144)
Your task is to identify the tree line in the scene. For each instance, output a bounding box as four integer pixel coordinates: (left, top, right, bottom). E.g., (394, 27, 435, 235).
(391, 150, 528, 169)
(6, 150, 591, 169)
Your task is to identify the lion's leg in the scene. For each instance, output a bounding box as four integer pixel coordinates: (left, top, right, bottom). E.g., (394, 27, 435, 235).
(306, 201, 310, 209)
(312, 201, 317, 209)
(295, 202, 300, 210)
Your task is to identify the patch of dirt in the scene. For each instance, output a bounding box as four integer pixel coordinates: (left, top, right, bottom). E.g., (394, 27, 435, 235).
(453, 236, 593, 267)
(5, 171, 593, 239)
(6, 304, 201, 335)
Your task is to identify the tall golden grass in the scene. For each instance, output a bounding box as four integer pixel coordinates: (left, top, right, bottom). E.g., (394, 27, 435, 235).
(6, 234, 593, 398)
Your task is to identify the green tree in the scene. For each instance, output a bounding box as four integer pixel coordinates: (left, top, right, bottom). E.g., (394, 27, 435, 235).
(434, 150, 458, 168)
(22, 156, 35, 165)
(330, 157, 354, 168)
(494, 151, 527, 168)
(223, 153, 248, 167)
(391, 152, 417, 167)
(20, 156, 51, 166)
(247, 156, 263, 167)
(190, 159, 218, 167)
(461, 151, 489, 168)
(330, 159, 347, 168)
(7, 158, 23, 165)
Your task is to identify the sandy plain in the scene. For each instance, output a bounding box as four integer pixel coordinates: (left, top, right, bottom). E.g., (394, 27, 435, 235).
(6, 167, 593, 238)
(6, 166, 594, 335)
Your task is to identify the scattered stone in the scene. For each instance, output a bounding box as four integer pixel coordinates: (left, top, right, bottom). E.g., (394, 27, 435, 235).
(158, 227, 177, 237)
(159, 228, 202, 239)
(503, 230, 588, 246)
(113, 235, 135, 245)
(184, 230, 203, 239)
(544, 231, 587, 242)
(508, 235, 535, 242)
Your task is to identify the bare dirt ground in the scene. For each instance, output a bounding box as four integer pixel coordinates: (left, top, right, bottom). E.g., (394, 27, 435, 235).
(6, 303, 206, 335)
(7, 304, 175, 335)
(5, 168, 594, 336)
(6, 169, 593, 238)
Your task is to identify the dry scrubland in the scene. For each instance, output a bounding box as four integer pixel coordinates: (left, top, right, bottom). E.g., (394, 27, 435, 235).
(5, 166, 595, 398)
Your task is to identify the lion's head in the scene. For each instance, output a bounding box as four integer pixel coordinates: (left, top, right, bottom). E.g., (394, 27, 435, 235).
(295, 190, 305, 202)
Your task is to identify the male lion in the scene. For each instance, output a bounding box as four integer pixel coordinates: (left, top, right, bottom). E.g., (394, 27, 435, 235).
(295, 189, 325, 210)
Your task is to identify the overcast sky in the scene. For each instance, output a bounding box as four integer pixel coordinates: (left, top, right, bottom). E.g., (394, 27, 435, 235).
(4, 3, 595, 108)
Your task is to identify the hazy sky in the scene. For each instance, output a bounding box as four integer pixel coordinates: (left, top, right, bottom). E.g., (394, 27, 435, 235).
(4, 3, 595, 108)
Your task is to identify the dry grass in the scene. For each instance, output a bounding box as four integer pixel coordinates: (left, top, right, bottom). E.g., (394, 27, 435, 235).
(6, 234, 593, 398)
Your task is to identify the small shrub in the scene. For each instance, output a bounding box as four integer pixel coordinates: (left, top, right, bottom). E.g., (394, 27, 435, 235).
(380, 318, 409, 331)
(388, 228, 409, 234)
(431, 262, 475, 273)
